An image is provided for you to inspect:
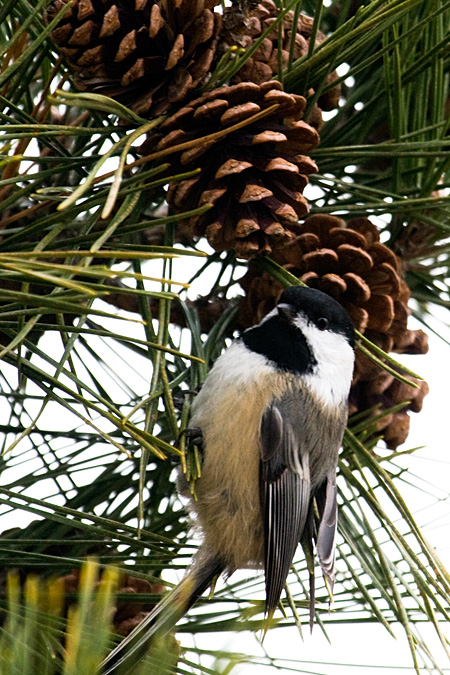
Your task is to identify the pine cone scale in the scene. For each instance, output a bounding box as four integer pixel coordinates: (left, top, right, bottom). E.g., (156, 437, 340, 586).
(343, 273, 371, 304)
(215, 159, 252, 178)
(239, 184, 273, 202)
(69, 20, 97, 45)
(100, 5, 120, 38)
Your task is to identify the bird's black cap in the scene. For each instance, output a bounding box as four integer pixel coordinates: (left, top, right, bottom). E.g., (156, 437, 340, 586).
(279, 286, 355, 348)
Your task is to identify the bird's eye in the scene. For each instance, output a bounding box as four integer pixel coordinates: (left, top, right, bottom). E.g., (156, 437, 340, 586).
(317, 317, 329, 331)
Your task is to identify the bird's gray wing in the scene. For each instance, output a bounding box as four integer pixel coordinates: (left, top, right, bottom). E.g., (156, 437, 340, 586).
(301, 472, 337, 629)
(260, 398, 311, 615)
(315, 471, 337, 591)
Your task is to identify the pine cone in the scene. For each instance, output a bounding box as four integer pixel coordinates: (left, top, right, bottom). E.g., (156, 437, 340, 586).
(60, 568, 166, 635)
(238, 214, 429, 448)
(140, 80, 319, 259)
(44, 0, 222, 118)
(349, 374, 429, 449)
(219, 0, 340, 127)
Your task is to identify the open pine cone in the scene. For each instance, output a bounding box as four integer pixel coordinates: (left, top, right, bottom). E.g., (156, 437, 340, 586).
(44, 0, 221, 118)
(140, 80, 319, 258)
(219, 0, 340, 128)
(238, 214, 429, 449)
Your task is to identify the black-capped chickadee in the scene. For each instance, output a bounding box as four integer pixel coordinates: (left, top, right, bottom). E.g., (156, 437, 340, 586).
(100, 285, 355, 674)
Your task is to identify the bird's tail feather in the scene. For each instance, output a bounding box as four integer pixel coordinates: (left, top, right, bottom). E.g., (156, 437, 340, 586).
(100, 558, 224, 675)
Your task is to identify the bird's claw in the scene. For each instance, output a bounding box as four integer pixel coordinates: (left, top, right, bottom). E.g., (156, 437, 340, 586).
(183, 426, 204, 450)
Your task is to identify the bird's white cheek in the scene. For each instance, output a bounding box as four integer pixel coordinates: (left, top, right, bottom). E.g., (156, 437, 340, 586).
(298, 325, 355, 407)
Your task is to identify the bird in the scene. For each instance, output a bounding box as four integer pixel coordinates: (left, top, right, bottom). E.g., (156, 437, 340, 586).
(100, 285, 355, 674)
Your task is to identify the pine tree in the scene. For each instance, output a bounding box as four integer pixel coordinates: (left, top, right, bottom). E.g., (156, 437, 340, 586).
(0, 1, 449, 672)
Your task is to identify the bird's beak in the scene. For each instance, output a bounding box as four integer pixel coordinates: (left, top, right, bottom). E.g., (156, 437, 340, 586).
(277, 303, 294, 323)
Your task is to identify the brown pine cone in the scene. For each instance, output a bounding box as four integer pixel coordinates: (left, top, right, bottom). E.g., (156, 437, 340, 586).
(61, 567, 180, 661)
(140, 80, 319, 259)
(218, 0, 340, 127)
(238, 214, 429, 448)
(349, 374, 429, 449)
(60, 568, 166, 635)
(44, 0, 222, 118)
